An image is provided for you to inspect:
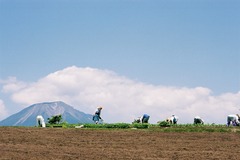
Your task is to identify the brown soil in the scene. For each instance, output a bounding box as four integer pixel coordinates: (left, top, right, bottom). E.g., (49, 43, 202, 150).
(0, 127, 240, 160)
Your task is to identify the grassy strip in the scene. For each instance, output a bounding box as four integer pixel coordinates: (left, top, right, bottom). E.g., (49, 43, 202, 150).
(82, 123, 149, 129)
(45, 122, 240, 133)
(155, 126, 232, 133)
(47, 123, 149, 129)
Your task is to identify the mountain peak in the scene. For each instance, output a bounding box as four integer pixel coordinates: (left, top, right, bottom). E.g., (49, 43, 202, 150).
(0, 101, 94, 126)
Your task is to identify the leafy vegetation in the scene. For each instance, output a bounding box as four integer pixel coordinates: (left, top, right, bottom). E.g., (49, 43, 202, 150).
(83, 123, 130, 129)
(43, 120, 240, 133)
(153, 123, 234, 132)
(131, 123, 149, 129)
(158, 121, 171, 127)
(47, 115, 63, 125)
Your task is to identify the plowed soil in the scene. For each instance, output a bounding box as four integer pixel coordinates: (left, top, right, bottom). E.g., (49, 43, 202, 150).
(0, 127, 240, 160)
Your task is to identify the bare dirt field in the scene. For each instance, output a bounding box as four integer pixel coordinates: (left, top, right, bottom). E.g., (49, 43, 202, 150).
(0, 127, 240, 160)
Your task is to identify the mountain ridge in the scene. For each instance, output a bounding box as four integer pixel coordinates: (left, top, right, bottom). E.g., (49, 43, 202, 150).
(0, 101, 94, 126)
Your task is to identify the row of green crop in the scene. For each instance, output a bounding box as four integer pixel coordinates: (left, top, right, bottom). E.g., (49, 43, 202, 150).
(46, 122, 149, 129)
(157, 121, 227, 127)
(45, 122, 240, 133)
(83, 123, 149, 129)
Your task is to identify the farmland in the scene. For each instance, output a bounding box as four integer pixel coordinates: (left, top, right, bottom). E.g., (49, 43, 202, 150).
(1, 125, 240, 159)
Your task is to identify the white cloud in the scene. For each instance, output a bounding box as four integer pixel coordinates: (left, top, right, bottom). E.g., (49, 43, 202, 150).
(3, 66, 240, 124)
(1, 77, 27, 93)
(0, 99, 8, 120)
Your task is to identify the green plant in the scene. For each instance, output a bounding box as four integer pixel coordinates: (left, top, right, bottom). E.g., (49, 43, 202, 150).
(158, 121, 171, 127)
(47, 115, 63, 124)
(105, 123, 130, 129)
(131, 123, 149, 129)
(83, 123, 130, 129)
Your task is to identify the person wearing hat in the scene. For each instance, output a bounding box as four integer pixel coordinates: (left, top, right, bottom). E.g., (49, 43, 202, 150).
(93, 106, 103, 124)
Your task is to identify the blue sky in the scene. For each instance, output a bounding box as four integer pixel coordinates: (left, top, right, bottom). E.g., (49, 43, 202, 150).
(0, 0, 239, 123)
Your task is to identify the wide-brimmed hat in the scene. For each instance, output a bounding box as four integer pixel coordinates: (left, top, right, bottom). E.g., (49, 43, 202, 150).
(97, 106, 103, 109)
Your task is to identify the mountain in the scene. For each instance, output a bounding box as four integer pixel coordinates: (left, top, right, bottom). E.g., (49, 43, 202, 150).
(0, 101, 94, 126)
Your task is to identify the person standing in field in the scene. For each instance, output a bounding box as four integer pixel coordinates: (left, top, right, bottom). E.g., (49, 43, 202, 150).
(93, 106, 103, 124)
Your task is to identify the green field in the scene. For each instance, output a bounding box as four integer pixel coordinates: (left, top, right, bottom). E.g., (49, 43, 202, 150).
(45, 122, 240, 133)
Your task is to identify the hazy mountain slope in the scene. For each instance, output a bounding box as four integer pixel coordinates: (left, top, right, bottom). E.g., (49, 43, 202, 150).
(0, 101, 94, 126)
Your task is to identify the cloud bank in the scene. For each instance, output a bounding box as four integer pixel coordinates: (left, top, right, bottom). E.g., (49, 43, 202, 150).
(2, 66, 240, 124)
(0, 99, 8, 120)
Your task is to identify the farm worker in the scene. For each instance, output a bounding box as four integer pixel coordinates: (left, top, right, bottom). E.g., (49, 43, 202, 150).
(133, 117, 141, 123)
(172, 115, 178, 124)
(140, 114, 150, 123)
(227, 114, 240, 126)
(194, 116, 204, 124)
(93, 106, 103, 124)
(166, 115, 178, 124)
(36, 115, 46, 127)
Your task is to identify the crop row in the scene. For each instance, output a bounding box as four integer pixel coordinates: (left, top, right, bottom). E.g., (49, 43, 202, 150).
(45, 122, 240, 133)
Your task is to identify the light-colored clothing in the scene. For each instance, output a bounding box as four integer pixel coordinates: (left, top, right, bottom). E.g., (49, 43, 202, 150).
(36, 115, 46, 127)
(227, 114, 240, 126)
(140, 114, 150, 123)
(93, 108, 102, 124)
(166, 115, 178, 124)
(194, 116, 204, 124)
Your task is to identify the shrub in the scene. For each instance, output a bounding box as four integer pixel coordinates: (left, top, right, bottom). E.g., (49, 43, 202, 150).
(47, 115, 62, 124)
(158, 121, 170, 127)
